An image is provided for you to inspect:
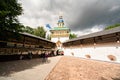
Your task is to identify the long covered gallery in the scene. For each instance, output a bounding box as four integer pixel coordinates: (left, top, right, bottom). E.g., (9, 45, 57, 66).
(0, 31, 56, 61)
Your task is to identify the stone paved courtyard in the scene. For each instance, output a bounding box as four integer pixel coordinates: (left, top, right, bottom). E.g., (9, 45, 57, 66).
(0, 56, 61, 80)
(0, 56, 120, 80)
(45, 56, 120, 80)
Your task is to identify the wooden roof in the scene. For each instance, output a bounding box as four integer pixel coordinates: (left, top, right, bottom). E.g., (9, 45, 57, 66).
(21, 32, 55, 43)
(63, 27, 120, 43)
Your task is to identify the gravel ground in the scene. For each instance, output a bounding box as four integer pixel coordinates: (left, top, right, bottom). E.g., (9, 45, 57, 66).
(45, 56, 120, 80)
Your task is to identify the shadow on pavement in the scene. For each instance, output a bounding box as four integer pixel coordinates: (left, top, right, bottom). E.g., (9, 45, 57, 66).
(0, 58, 51, 77)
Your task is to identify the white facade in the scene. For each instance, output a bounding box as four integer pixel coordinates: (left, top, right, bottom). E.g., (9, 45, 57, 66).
(63, 42, 120, 63)
(50, 16, 70, 44)
(51, 37, 69, 43)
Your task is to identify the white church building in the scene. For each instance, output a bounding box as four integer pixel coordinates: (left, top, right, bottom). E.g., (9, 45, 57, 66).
(50, 16, 70, 43)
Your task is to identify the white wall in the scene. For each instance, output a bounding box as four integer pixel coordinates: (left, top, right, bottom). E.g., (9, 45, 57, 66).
(51, 37, 69, 43)
(63, 42, 120, 63)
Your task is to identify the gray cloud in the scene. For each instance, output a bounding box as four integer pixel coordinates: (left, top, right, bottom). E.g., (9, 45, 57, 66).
(18, 0, 120, 34)
(64, 0, 120, 31)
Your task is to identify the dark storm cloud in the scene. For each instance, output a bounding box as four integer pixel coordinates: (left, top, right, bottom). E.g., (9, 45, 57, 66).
(19, 0, 120, 32)
(64, 0, 120, 31)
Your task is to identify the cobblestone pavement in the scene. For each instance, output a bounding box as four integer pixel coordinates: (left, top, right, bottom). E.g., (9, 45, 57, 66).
(45, 56, 120, 80)
(0, 56, 62, 80)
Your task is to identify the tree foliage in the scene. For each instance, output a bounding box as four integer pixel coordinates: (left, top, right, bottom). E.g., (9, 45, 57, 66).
(69, 33, 77, 39)
(0, 0, 23, 32)
(22, 26, 34, 34)
(34, 27, 46, 38)
(105, 23, 120, 30)
(22, 26, 47, 39)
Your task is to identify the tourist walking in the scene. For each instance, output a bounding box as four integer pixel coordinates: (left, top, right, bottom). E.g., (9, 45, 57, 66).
(45, 53, 48, 63)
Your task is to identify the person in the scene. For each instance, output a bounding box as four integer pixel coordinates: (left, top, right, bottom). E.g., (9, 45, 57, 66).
(45, 53, 48, 62)
(20, 52, 23, 60)
(56, 50, 59, 55)
(28, 51, 33, 59)
(42, 52, 46, 63)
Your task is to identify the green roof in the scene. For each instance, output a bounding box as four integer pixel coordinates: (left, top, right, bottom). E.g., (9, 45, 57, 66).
(51, 27, 70, 30)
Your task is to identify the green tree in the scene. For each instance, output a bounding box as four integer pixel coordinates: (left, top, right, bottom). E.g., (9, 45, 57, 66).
(69, 33, 77, 39)
(0, 0, 23, 32)
(22, 26, 34, 34)
(105, 23, 120, 30)
(34, 26, 46, 38)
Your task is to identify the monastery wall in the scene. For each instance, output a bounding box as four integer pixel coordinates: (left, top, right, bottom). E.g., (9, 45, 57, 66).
(63, 42, 120, 63)
(51, 37, 69, 43)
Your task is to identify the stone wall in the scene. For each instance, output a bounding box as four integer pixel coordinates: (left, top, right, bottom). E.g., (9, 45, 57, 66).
(63, 42, 120, 63)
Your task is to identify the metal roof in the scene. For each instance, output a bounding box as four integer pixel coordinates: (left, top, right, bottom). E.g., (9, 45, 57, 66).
(63, 27, 120, 43)
(50, 27, 70, 31)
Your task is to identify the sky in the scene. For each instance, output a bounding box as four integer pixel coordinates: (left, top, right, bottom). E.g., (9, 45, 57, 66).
(18, 0, 120, 36)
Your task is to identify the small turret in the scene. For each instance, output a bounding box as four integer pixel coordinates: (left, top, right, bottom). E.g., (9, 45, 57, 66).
(57, 16, 64, 27)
